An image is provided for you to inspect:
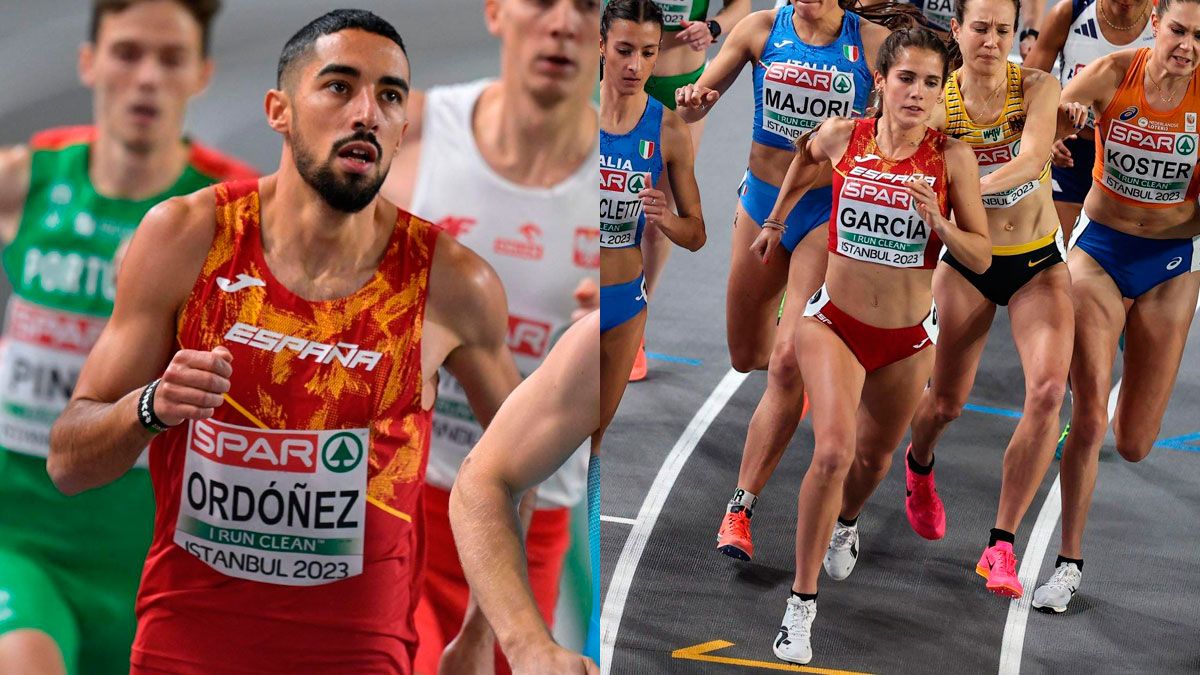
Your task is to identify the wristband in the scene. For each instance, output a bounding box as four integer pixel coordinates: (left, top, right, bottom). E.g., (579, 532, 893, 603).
(138, 379, 172, 433)
(1020, 28, 1039, 41)
(762, 218, 787, 232)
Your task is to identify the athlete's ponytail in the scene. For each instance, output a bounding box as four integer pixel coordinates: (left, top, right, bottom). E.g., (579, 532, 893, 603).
(601, 0, 666, 41)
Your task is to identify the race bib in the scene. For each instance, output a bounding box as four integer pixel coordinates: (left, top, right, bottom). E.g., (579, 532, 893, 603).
(762, 62, 857, 141)
(0, 298, 103, 458)
(834, 170, 936, 268)
(1103, 119, 1197, 205)
(600, 165, 650, 248)
(174, 418, 369, 586)
(653, 0, 694, 26)
(974, 137, 1042, 208)
(917, 0, 953, 30)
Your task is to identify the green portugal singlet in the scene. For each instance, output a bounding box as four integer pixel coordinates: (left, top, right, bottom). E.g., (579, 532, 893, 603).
(0, 126, 255, 674)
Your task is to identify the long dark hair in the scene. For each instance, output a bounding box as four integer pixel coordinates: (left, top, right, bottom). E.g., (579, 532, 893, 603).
(837, 0, 962, 69)
(601, 0, 665, 41)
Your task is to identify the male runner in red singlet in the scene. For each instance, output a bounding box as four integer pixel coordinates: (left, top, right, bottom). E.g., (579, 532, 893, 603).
(382, 1, 600, 671)
(47, 10, 521, 673)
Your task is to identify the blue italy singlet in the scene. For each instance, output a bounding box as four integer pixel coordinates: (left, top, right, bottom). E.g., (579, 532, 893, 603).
(600, 97, 665, 250)
(752, 5, 873, 150)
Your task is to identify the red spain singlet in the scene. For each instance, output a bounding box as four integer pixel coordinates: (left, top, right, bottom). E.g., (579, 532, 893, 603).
(132, 179, 440, 674)
(829, 118, 950, 269)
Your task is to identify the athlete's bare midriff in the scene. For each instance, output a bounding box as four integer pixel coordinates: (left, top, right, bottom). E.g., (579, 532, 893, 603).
(823, 256, 936, 329)
(654, 35, 707, 76)
(985, 182, 1060, 246)
(747, 141, 834, 188)
(602, 247, 644, 287)
(1083, 188, 1200, 238)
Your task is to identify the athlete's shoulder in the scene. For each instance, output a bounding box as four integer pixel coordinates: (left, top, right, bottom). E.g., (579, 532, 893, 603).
(138, 186, 220, 254)
(1086, 49, 1137, 83)
(733, 8, 777, 39)
(188, 141, 258, 182)
(428, 227, 508, 340)
(28, 125, 96, 151)
(0, 144, 32, 244)
(1020, 67, 1060, 95)
(942, 135, 977, 166)
(0, 144, 32, 194)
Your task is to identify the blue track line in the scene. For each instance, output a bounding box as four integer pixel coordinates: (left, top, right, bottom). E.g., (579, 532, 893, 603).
(645, 351, 702, 366)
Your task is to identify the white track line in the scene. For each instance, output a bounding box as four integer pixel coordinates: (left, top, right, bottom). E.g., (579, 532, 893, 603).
(601, 515, 638, 526)
(600, 368, 749, 675)
(1001, 294, 1200, 673)
(998, 475, 1062, 675)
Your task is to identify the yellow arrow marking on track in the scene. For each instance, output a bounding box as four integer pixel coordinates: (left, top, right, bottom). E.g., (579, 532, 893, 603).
(671, 640, 874, 674)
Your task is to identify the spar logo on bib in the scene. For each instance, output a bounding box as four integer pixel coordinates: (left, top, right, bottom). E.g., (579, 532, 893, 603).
(175, 418, 370, 586)
(835, 175, 934, 268)
(1103, 120, 1198, 204)
(762, 62, 857, 140)
(322, 432, 364, 473)
(600, 155, 650, 248)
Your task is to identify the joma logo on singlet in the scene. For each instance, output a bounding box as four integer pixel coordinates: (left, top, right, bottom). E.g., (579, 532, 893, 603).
(224, 322, 383, 372)
(1110, 123, 1195, 154)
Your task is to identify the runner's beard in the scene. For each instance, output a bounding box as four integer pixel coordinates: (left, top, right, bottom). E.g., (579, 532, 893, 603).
(292, 134, 386, 214)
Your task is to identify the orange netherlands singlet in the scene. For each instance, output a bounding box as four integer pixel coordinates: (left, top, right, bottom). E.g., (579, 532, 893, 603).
(1093, 48, 1200, 208)
(131, 180, 440, 674)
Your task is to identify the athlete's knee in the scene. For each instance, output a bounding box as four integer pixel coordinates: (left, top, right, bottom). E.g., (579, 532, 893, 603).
(729, 344, 768, 373)
(853, 447, 894, 477)
(1113, 425, 1156, 463)
(930, 393, 965, 427)
(809, 441, 855, 481)
(1024, 378, 1067, 418)
(766, 339, 802, 390)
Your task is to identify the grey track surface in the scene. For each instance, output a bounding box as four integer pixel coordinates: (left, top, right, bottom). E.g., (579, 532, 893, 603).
(600, 18, 1200, 675)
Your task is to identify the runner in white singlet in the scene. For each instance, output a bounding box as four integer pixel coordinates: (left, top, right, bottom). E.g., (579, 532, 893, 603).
(380, 1, 600, 671)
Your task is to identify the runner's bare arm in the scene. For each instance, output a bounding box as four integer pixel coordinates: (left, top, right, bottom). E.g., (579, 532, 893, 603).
(426, 233, 522, 429)
(1022, 0, 1072, 73)
(676, 10, 772, 122)
(652, 110, 705, 251)
(450, 311, 600, 673)
(48, 191, 225, 495)
(858, 19, 891, 75)
(979, 70, 1060, 195)
(764, 118, 847, 224)
(713, 0, 752, 32)
(379, 89, 426, 210)
(747, 119, 843, 263)
(924, 139, 991, 273)
(0, 145, 32, 246)
(1060, 49, 1130, 117)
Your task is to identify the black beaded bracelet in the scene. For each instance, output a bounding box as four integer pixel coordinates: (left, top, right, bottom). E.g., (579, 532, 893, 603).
(137, 379, 171, 433)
